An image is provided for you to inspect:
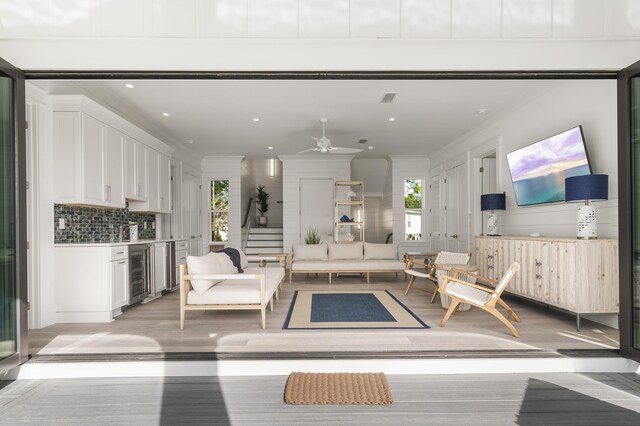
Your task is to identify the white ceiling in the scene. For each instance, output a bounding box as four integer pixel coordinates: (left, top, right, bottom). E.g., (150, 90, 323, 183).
(39, 79, 555, 159)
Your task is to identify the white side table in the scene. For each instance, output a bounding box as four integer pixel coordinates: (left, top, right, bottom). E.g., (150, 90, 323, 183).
(435, 263, 479, 311)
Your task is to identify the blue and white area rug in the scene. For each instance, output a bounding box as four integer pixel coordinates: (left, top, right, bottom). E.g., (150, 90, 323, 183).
(283, 290, 429, 330)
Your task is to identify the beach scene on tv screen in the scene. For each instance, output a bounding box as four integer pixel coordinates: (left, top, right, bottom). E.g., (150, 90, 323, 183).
(507, 127, 590, 206)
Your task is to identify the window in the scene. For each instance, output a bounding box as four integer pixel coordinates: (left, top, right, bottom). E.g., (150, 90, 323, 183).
(404, 179, 423, 241)
(210, 179, 229, 242)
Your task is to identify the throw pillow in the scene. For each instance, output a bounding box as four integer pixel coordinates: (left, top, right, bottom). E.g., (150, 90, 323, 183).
(364, 242, 399, 260)
(328, 242, 364, 260)
(186, 252, 222, 296)
(214, 252, 239, 275)
(293, 243, 328, 261)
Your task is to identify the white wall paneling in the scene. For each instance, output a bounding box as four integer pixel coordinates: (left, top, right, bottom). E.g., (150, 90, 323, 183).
(553, 0, 605, 38)
(502, 0, 553, 39)
(279, 155, 352, 251)
(203, 0, 248, 38)
(247, 0, 299, 38)
(152, 0, 197, 37)
(299, 0, 349, 38)
(240, 159, 256, 230)
(401, 0, 451, 38)
(48, 0, 100, 37)
(252, 159, 283, 227)
(100, 0, 146, 37)
(350, 0, 401, 38)
(452, 0, 502, 38)
(201, 156, 244, 251)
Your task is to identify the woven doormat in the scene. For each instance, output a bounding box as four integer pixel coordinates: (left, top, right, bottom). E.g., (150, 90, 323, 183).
(284, 372, 393, 405)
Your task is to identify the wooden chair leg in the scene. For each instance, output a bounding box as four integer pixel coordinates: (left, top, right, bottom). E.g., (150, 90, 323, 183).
(404, 275, 416, 295)
(497, 299, 521, 323)
(275, 288, 279, 300)
(261, 306, 266, 329)
(180, 306, 185, 330)
(269, 298, 274, 312)
(289, 270, 293, 284)
(367, 272, 370, 284)
(439, 299, 461, 327)
(430, 283, 440, 303)
(486, 306, 520, 338)
(328, 273, 332, 284)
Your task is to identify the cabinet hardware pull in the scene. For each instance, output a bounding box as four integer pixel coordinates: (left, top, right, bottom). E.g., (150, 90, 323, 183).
(535, 261, 542, 267)
(117, 261, 126, 264)
(116, 251, 125, 254)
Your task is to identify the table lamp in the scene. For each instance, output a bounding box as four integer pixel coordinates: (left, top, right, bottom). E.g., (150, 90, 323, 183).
(481, 193, 506, 236)
(565, 174, 608, 239)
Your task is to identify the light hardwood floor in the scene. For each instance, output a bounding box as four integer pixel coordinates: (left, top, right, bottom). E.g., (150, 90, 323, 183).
(1, 373, 640, 425)
(28, 274, 620, 356)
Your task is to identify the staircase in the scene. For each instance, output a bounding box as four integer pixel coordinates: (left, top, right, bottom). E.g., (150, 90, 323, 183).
(244, 227, 284, 255)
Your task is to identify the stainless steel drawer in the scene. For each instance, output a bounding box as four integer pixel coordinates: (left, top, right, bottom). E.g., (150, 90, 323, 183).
(175, 240, 188, 251)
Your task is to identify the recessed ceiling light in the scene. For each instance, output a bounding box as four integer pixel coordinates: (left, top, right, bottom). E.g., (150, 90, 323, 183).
(162, 112, 170, 117)
(368, 146, 373, 149)
(478, 109, 487, 114)
(253, 118, 260, 122)
(268, 146, 273, 150)
(388, 117, 396, 121)
(125, 83, 135, 89)
(187, 140, 194, 144)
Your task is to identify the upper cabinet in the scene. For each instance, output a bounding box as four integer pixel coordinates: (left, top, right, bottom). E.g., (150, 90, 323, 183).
(53, 95, 174, 213)
(53, 112, 125, 208)
(124, 137, 148, 201)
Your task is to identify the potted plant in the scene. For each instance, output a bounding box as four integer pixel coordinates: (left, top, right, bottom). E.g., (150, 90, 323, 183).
(305, 227, 321, 244)
(256, 185, 269, 227)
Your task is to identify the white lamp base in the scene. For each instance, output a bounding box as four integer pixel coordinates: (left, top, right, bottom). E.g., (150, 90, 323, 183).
(576, 205, 597, 239)
(487, 213, 499, 236)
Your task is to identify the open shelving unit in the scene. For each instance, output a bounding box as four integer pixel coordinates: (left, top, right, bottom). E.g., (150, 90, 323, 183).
(334, 180, 364, 243)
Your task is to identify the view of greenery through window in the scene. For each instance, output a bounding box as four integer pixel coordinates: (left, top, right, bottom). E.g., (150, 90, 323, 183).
(211, 180, 229, 242)
(405, 179, 422, 241)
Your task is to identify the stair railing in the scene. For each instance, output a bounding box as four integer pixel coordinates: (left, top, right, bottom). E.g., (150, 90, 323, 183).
(242, 197, 254, 228)
(242, 197, 254, 251)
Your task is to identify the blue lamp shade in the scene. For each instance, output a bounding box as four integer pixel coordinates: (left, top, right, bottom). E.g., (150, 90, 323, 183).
(481, 193, 506, 211)
(565, 174, 608, 202)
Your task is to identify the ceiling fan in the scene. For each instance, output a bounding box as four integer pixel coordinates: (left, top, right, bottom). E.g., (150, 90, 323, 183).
(296, 118, 362, 154)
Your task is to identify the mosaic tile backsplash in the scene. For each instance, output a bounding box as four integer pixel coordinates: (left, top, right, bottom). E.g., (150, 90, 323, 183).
(54, 203, 156, 244)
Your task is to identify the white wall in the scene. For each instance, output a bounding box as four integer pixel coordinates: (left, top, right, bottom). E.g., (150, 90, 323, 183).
(240, 159, 256, 228)
(430, 80, 618, 241)
(201, 156, 244, 250)
(280, 155, 352, 251)
(253, 159, 283, 228)
(390, 155, 430, 253)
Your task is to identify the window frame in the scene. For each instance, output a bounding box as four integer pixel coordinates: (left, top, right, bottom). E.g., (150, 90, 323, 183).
(404, 177, 425, 241)
(209, 178, 230, 243)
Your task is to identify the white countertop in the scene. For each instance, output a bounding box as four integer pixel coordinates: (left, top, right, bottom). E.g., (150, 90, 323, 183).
(55, 238, 187, 247)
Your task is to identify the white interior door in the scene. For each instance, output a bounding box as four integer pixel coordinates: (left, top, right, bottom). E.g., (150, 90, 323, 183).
(429, 177, 442, 253)
(445, 163, 469, 253)
(481, 157, 497, 235)
(300, 179, 333, 243)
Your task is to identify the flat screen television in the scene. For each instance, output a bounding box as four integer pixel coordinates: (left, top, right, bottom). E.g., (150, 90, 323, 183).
(506, 126, 592, 206)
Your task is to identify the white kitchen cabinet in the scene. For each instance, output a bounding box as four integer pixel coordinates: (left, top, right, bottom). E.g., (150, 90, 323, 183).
(175, 245, 188, 287)
(53, 112, 125, 208)
(110, 258, 129, 310)
(153, 242, 168, 296)
(125, 136, 148, 201)
(130, 148, 171, 214)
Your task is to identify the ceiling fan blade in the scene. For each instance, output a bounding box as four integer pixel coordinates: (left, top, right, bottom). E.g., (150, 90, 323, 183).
(295, 148, 320, 155)
(328, 147, 363, 154)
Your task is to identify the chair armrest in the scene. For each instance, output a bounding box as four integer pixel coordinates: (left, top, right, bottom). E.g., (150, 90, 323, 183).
(441, 275, 496, 294)
(183, 273, 265, 281)
(450, 269, 498, 285)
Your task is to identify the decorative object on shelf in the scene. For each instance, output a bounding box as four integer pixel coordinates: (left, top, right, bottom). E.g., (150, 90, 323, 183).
(345, 233, 355, 242)
(305, 227, 321, 244)
(346, 188, 356, 198)
(256, 185, 269, 227)
(340, 215, 353, 222)
(480, 193, 506, 236)
(296, 118, 363, 154)
(565, 174, 608, 239)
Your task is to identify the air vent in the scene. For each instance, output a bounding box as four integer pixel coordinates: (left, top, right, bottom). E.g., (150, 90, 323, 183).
(381, 93, 397, 103)
(358, 139, 368, 144)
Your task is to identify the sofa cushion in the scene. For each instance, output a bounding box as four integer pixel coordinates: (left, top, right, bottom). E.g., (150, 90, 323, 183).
(294, 243, 328, 261)
(292, 260, 405, 271)
(187, 267, 284, 305)
(328, 242, 364, 260)
(364, 242, 399, 260)
(186, 253, 222, 296)
(225, 246, 249, 269)
(214, 252, 239, 275)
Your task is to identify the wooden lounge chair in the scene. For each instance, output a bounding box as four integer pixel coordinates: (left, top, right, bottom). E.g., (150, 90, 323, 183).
(438, 262, 522, 337)
(404, 251, 471, 301)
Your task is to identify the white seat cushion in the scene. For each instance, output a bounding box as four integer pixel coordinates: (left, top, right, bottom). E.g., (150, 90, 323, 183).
(363, 242, 398, 260)
(293, 244, 328, 261)
(445, 282, 492, 306)
(186, 253, 222, 296)
(328, 242, 364, 260)
(187, 267, 284, 305)
(292, 260, 405, 271)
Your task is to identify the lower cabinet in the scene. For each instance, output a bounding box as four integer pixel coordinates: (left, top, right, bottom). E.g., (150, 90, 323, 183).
(175, 247, 188, 288)
(110, 258, 129, 310)
(475, 236, 619, 318)
(153, 242, 168, 296)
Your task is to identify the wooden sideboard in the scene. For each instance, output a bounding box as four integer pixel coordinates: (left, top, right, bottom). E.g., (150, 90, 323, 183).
(475, 236, 619, 329)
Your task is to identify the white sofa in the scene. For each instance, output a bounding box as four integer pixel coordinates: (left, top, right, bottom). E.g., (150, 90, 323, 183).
(180, 250, 285, 329)
(289, 242, 406, 284)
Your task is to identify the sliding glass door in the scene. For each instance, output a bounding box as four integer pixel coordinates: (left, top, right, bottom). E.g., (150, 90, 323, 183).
(0, 58, 26, 375)
(619, 59, 640, 362)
